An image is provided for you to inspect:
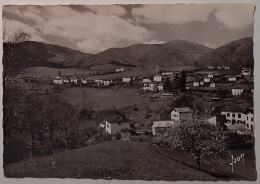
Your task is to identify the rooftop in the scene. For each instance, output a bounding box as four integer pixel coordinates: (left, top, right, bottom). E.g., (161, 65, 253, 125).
(153, 121, 176, 128)
(174, 107, 191, 113)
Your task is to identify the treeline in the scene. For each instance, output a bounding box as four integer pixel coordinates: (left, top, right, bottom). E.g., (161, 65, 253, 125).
(163, 70, 187, 92)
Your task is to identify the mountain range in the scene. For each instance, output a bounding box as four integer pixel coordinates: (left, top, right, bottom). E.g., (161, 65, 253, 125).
(4, 37, 253, 70)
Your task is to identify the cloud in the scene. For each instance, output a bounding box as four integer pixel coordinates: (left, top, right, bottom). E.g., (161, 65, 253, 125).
(3, 4, 254, 53)
(3, 5, 152, 53)
(204, 43, 217, 49)
(132, 4, 254, 30)
(214, 4, 255, 29)
(86, 5, 127, 16)
(142, 39, 166, 44)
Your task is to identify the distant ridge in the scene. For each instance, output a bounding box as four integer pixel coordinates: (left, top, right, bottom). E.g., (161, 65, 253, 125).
(4, 37, 253, 70)
(200, 37, 254, 69)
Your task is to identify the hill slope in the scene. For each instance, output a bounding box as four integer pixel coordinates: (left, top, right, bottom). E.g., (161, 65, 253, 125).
(3, 41, 93, 68)
(199, 37, 254, 68)
(4, 141, 214, 180)
(87, 40, 212, 68)
(5, 38, 253, 70)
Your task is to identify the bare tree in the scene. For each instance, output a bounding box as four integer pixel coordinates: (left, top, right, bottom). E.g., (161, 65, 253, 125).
(3, 29, 31, 143)
(156, 112, 228, 170)
(2, 29, 31, 87)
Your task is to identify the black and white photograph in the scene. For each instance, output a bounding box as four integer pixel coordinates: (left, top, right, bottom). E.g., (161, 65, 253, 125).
(1, 2, 257, 181)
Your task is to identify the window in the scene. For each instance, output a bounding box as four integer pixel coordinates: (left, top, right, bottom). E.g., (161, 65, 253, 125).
(247, 116, 248, 121)
(247, 124, 249, 128)
(232, 114, 235, 118)
(238, 114, 241, 118)
(227, 113, 230, 117)
(251, 117, 253, 122)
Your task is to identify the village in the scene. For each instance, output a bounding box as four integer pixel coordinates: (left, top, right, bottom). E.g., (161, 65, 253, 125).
(10, 64, 254, 139)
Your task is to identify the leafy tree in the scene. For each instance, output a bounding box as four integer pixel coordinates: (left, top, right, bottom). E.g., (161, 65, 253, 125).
(179, 70, 187, 90)
(156, 112, 228, 170)
(217, 87, 227, 99)
(163, 77, 172, 92)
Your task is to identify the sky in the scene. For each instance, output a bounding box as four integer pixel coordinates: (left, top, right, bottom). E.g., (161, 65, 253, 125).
(3, 4, 255, 54)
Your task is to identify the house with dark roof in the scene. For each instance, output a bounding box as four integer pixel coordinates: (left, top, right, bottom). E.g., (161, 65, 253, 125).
(171, 107, 192, 122)
(152, 121, 176, 135)
(105, 115, 131, 134)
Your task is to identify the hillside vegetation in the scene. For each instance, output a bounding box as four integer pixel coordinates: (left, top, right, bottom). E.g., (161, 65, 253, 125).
(4, 140, 215, 180)
(5, 37, 253, 71)
(200, 37, 254, 68)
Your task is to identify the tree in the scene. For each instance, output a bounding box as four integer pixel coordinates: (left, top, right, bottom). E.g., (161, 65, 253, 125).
(163, 77, 172, 92)
(3, 29, 31, 87)
(179, 70, 187, 90)
(17, 94, 46, 154)
(172, 74, 180, 93)
(3, 30, 31, 141)
(156, 112, 228, 170)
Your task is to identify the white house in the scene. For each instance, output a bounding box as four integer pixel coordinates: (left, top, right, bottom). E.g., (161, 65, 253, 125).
(171, 107, 192, 122)
(193, 81, 200, 87)
(232, 88, 243, 96)
(105, 120, 130, 134)
(157, 83, 163, 91)
(100, 121, 106, 128)
(143, 82, 156, 91)
(210, 83, 216, 88)
(115, 68, 124, 72)
(208, 74, 214, 78)
(81, 78, 88, 84)
(241, 68, 252, 76)
(199, 81, 205, 86)
(64, 78, 70, 84)
(53, 76, 64, 84)
(204, 78, 211, 83)
(152, 121, 176, 135)
(226, 76, 237, 82)
(245, 111, 254, 131)
(222, 66, 230, 70)
(122, 77, 131, 83)
(221, 109, 246, 125)
(103, 80, 110, 86)
(162, 72, 173, 76)
(71, 77, 78, 84)
(143, 78, 152, 83)
(95, 79, 103, 86)
(153, 75, 162, 82)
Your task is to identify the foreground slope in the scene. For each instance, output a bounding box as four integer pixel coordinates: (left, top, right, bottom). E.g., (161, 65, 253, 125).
(4, 140, 214, 180)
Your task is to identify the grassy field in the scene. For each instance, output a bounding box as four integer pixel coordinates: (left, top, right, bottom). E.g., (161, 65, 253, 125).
(22, 67, 93, 77)
(4, 140, 215, 180)
(153, 146, 257, 180)
(49, 87, 172, 126)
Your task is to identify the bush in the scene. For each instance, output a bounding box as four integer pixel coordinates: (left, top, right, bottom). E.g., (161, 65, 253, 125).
(115, 132, 121, 140)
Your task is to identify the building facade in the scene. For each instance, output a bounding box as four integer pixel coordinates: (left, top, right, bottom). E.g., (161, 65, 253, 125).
(171, 107, 192, 122)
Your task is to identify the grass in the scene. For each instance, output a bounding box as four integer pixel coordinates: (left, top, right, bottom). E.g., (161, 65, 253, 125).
(4, 140, 215, 180)
(22, 67, 93, 77)
(45, 87, 172, 126)
(152, 146, 257, 180)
